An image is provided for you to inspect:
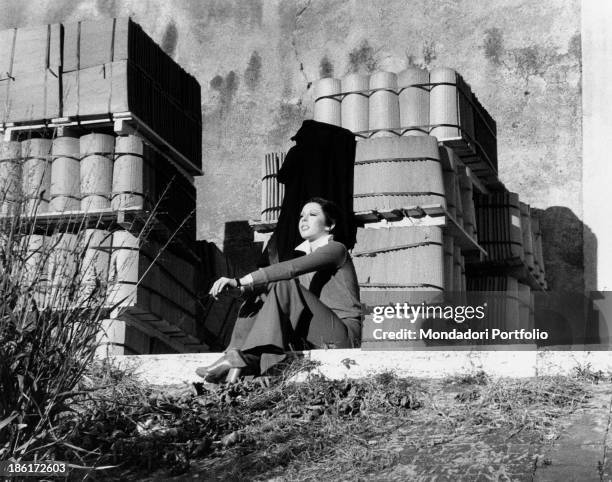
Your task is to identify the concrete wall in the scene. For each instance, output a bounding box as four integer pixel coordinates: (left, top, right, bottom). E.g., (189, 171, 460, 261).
(0, 0, 586, 343)
(582, 0, 612, 292)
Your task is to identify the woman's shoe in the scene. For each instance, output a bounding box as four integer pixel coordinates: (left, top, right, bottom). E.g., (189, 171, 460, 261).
(225, 367, 242, 383)
(195, 356, 231, 382)
(195, 349, 247, 383)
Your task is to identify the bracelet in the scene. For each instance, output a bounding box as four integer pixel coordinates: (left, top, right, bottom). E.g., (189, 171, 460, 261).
(235, 277, 242, 287)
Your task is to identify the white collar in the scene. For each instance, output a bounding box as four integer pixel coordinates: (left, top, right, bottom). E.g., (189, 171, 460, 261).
(295, 234, 333, 254)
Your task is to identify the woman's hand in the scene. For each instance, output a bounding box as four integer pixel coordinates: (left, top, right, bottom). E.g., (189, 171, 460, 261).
(209, 277, 240, 299)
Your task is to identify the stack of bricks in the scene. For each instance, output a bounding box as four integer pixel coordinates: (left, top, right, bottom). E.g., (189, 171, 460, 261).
(0, 18, 206, 355)
(0, 18, 202, 167)
(0, 25, 62, 123)
(310, 67, 545, 348)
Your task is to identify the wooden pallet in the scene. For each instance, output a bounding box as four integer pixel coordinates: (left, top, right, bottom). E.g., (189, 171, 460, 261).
(441, 137, 498, 187)
(249, 219, 278, 232)
(0, 206, 191, 253)
(249, 203, 486, 257)
(0, 206, 153, 232)
(108, 311, 208, 354)
(0, 111, 202, 181)
(354, 204, 485, 256)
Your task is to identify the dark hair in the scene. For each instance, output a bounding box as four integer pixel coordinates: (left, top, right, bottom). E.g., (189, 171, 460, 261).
(305, 197, 342, 230)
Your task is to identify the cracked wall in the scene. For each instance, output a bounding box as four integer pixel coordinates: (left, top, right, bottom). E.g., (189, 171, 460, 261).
(0, 0, 583, 291)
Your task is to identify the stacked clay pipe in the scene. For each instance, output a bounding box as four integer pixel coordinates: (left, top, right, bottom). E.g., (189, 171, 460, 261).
(472, 192, 547, 286)
(0, 141, 22, 216)
(261, 152, 286, 223)
(21, 138, 52, 215)
(353, 135, 446, 213)
(474, 192, 524, 266)
(107, 230, 202, 337)
(308, 68, 546, 349)
(466, 275, 536, 345)
(0, 133, 201, 353)
(0, 133, 198, 217)
(313, 67, 497, 177)
(353, 224, 445, 309)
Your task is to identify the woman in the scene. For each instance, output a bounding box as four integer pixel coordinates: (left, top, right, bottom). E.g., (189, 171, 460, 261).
(197, 197, 362, 383)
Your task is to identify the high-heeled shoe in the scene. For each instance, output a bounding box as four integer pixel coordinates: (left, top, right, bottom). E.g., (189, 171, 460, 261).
(195, 349, 247, 383)
(225, 367, 243, 383)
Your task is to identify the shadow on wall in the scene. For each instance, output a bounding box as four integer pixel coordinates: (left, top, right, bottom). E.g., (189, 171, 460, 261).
(196, 221, 264, 350)
(193, 239, 239, 351)
(534, 206, 604, 346)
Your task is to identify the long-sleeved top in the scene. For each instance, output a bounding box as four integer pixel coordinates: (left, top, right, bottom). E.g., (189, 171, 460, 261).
(250, 239, 362, 324)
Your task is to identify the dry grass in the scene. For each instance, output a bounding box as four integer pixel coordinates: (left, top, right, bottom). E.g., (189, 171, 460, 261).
(38, 359, 595, 481)
(0, 206, 111, 463)
(0, 163, 189, 473)
(46, 361, 424, 480)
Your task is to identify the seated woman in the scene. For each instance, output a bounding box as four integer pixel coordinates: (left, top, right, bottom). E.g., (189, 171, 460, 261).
(197, 197, 362, 383)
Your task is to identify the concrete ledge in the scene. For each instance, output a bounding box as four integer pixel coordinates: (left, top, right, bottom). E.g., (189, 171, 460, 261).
(536, 348, 612, 376)
(107, 349, 612, 386)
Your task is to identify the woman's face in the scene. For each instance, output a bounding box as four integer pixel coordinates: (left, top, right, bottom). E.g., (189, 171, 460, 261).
(299, 202, 330, 241)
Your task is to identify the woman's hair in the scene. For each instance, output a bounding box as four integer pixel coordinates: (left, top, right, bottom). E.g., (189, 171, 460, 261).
(305, 197, 342, 230)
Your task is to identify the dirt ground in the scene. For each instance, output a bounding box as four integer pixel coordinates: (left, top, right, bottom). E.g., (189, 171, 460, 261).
(103, 370, 605, 482)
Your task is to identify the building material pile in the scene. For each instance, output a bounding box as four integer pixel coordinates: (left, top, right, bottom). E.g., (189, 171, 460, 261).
(0, 18, 202, 170)
(0, 18, 205, 355)
(310, 67, 546, 348)
(314, 67, 497, 184)
(260, 152, 285, 223)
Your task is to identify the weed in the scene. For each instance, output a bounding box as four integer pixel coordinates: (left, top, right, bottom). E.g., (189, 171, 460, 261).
(572, 363, 610, 384)
(0, 203, 111, 462)
(0, 136, 186, 470)
(444, 369, 490, 386)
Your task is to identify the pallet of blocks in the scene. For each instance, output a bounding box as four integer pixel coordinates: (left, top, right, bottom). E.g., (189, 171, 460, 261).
(17, 226, 208, 355)
(0, 24, 62, 123)
(311, 66, 552, 348)
(61, 17, 201, 169)
(313, 66, 498, 186)
(355, 224, 447, 349)
(465, 275, 536, 346)
(0, 130, 202, 356)
(0, 134, 196, 239)
(260, 152, 286, 223)
(353, 135, 446, 213)
(0, 18, 202, 173)
(0, 17, 205, 355)
(469, 191, 547, 290)
(349, 133, 485, 348)
(106, 230, 208, 354)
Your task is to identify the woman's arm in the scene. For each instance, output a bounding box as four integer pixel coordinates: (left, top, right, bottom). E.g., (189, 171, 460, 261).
(208, 242, 346, 298)
(247, 242, 347, 287)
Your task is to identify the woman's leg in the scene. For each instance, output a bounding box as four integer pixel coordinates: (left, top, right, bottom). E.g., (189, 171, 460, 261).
(240, 279, 353, 373)
(197, 295, 264, 381)
(226, 294, 264, 350)
(295, 286, 354, 349)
